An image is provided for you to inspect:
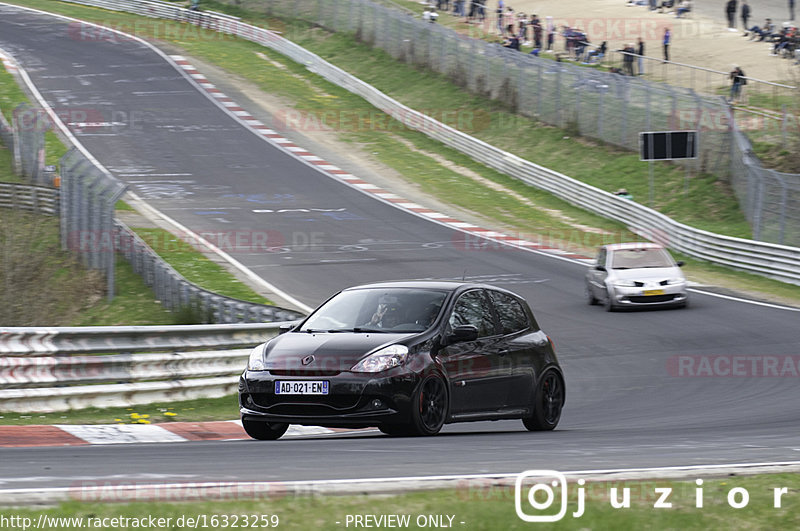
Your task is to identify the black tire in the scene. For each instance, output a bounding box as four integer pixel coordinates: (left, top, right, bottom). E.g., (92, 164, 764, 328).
(523, 370, 564, 431)
(378, 424, 412, 436)
(408, 374, 448, 436)
(604, 289, 616, 312)
(586, 284, 598, 305)
(242, 419, 289, 440)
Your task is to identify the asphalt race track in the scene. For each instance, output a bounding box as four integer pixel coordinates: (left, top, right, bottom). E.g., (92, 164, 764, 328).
(1, 4, 800, 490)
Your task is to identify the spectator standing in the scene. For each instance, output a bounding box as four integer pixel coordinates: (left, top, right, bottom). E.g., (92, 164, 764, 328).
(532, 14, 542, 49)
(636, 37, 645, 75)
(729, 66, 746, 103)
(496, 0, 504, 34)
(741, 0, 750, 35)
(546, 16, 555, 50)
(621, 43, 635, 75)
(663, 28, 671, 61)
(726, 0, 738, 31)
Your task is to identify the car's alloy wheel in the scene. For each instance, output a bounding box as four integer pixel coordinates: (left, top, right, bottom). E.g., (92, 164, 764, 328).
(410, 374, 448, 436)
(523, 370, 564, 431)
(242, 419, 289, 440)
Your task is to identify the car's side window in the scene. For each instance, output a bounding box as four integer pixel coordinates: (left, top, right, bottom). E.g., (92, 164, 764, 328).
(489, 291, 530, 335)
(448, 290, 496, 338)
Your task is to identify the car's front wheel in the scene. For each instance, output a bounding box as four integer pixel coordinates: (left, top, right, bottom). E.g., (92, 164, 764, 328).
(523, 370, 564, 431)
(586, 283, 598, 305)
(242, 419, 289, 440)
(409, 374, 448, 436)
(604, 289, 616, 312)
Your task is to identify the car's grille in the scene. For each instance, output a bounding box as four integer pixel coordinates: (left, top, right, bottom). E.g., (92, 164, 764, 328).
(269, 369, 341, 377)
(249, 393, 360, 412)
(628, 294, 677, 303)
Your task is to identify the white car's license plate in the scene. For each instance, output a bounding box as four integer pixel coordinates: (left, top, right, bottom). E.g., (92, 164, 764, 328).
(643, 289, 665, 296)
(274, 380, 329, 395)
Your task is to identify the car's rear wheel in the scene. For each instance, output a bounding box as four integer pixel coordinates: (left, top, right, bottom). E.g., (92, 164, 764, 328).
(523, 370, 564, 431)
(409, 374, 448, 436)
(242, 419, 289, 440)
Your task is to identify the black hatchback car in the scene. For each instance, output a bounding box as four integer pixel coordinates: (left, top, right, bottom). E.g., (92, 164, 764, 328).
(239, 281, 564, 439)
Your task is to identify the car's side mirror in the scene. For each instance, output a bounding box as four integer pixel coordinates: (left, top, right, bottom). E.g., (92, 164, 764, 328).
(595, 264, 606, 272)
(278, 322, 297, 335)
(676, 261, 685, 267)
(448, 325, 479, 344)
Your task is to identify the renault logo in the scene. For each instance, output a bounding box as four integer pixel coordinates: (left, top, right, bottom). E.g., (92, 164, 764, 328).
(301, 355, 315, 366)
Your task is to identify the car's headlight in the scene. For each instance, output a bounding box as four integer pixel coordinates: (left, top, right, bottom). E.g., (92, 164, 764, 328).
(613, 279, 637, 287)
(247, 345, 267, 371)
(351, 345, 409, 373)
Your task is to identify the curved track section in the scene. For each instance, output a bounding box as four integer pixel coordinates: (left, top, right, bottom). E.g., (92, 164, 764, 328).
(1, 4, 799, 488)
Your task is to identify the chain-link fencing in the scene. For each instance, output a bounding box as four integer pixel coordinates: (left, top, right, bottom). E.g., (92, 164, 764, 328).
(10, 103, 48, 183)
(59, 148, 127, 301)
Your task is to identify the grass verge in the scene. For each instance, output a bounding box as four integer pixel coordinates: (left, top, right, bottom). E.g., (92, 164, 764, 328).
(6, 473, 800, 529)
(0, 394, 238, 425)
(131, 228, 272, 305)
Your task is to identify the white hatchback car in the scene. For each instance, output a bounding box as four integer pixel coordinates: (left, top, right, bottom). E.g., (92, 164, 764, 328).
(585, 243, 688, 311)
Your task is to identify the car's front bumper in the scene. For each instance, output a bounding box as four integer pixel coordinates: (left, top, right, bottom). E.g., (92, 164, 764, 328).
(608, 284, 688, 307)
(238, 370, 419, 428)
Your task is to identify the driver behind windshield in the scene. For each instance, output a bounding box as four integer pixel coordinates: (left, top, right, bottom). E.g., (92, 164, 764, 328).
(368, 295, 404, 328)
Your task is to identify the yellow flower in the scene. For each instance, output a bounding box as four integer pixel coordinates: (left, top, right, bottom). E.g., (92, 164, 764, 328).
(164, 412, 177, 417)
(140, 414, 150, 419)
(114, 418, 122, 422)
(137, 419, 151, 424)
(130, 413, 141, 419)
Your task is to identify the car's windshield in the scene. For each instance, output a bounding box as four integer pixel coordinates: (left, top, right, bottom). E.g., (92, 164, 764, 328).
(611, 248, 674, 269)
(299, 288, 448, 333)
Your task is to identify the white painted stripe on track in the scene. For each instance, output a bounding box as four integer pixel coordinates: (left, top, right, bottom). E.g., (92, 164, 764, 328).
(56, 424, 188, 445)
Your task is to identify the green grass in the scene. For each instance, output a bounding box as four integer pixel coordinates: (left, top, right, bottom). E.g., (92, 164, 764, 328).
(70, 255, 186, 326)
(6, 473, 800, 528)
(0, 394, 238, 425)
(0, 61, 27, 124)
(131, 228, 273, 305)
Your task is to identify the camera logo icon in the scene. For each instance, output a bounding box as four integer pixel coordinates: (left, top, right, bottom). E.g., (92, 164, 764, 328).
(515, 470, 569, 522)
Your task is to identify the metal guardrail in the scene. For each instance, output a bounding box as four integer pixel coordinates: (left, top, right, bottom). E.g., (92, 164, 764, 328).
(0, 181, 59, 215)
(56, 0, 800, 285)
(0, 323, 283, 412)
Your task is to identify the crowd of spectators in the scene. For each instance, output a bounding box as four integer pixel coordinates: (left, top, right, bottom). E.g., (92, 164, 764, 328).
(420, 0, 799, 69)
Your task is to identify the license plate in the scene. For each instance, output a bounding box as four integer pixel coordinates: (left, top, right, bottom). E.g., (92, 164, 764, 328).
(274, 380, 329, 395)
(643, 289, 665, 296)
